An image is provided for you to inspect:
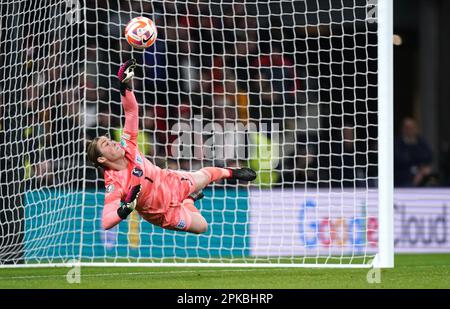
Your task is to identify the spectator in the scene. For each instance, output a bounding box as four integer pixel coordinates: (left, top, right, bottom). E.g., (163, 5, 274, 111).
(280, 131, 318, 187)
(394, 117, 433, 187)
(317, 123, 370, 188)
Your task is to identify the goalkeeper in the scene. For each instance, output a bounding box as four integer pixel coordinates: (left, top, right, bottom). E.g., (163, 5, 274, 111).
(87, 59, 256, 234)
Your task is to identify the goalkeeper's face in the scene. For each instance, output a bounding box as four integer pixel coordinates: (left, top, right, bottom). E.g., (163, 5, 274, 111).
(96, 136, 126, 165)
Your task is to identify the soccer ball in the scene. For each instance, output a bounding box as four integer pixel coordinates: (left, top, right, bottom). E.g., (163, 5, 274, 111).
(124, 17, 157, 49)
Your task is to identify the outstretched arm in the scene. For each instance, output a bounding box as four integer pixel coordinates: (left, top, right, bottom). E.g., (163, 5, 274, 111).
(102, 184, 124, 230)
(102, 201, 122, 230)
(118, 59, 139, 141)
(102, 183, 141, 230)
(122, 90, 139, 140)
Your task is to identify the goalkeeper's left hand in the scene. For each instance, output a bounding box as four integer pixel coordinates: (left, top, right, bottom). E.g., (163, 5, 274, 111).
(118, 58, 137, 96)
(117, 184, 141, 219)
(118, 58, 137, 84)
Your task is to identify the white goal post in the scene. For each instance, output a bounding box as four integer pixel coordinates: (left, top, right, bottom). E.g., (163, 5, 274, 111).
(0, 0, 393, 268)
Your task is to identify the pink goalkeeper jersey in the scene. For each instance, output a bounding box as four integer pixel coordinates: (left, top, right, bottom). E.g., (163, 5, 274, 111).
(101, 90, 195, 230)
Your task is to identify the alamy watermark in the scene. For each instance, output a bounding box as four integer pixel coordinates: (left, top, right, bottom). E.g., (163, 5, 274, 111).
(65, 0, 81, 24)
(170, 116, 280, 168)
(367, 0, 378, 24)
(366, 259, 381, 284)
(66, 259, 81, 284)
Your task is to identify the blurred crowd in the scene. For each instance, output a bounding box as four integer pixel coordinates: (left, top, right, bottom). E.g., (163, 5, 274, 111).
(0, 0, 444, 190)
(82, 1, 381, 189)
(394, 117, 436, 187)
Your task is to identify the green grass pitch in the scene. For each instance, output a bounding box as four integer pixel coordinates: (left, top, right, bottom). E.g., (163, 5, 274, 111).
(0, 254, 449, 289)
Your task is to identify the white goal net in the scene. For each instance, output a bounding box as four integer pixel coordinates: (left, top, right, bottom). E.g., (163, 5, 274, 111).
(0, 0, 393, 267)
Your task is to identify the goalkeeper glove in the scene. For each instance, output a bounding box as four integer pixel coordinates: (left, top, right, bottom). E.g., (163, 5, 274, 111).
(118, 58, 137, 96)
(117, 184, 141, 219)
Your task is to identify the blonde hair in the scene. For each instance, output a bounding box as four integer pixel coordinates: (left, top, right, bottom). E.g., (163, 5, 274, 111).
(86, 137, 103, 168)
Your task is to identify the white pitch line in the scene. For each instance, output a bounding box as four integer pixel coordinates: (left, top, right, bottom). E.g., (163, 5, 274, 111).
(0, 268, 294, 281)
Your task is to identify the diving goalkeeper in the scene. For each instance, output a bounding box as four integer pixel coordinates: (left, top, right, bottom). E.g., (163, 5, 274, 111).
(86, 59, 256, 234)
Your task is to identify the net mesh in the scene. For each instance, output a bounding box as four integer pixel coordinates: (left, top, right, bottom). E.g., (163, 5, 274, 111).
(0, 0, 379, 266)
